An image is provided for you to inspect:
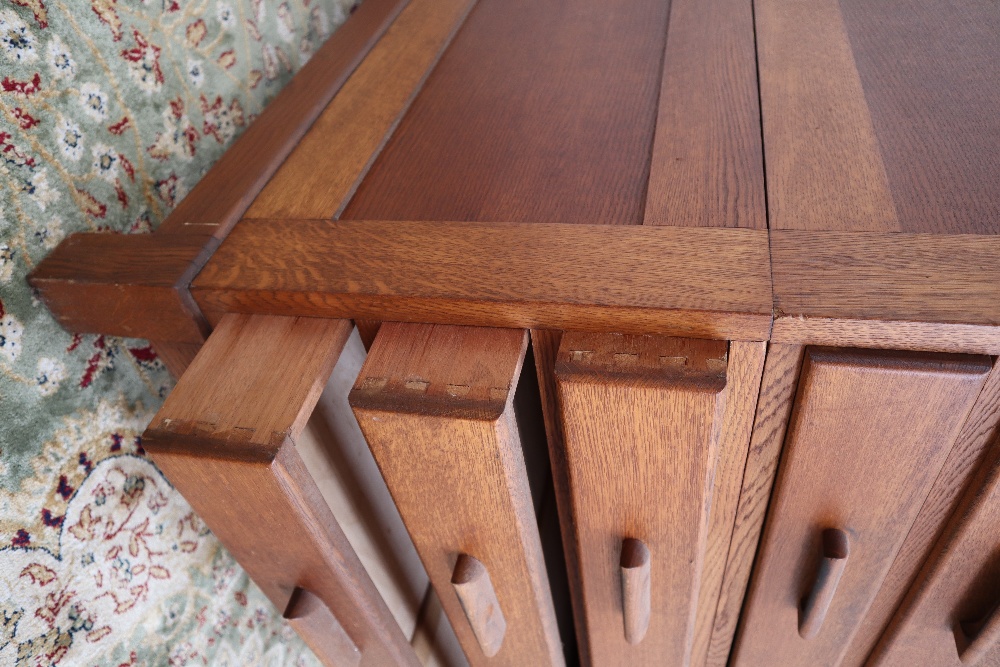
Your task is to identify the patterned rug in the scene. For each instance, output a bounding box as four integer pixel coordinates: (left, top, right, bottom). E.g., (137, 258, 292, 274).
(0, 0, 355, 663)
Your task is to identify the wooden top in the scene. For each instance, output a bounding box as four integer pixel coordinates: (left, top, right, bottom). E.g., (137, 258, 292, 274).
(757, 0, 1000, 233)
(341, 0, 670, 225)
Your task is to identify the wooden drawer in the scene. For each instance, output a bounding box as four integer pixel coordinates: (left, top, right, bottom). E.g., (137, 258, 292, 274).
(551, 333, 764, 666)
(350, 323, 565, 666)
(733, 348, 990, 667)
(869, 442, 1000, 666)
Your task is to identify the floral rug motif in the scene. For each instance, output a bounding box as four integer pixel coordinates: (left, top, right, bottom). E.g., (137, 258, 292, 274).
(0, 0, 355, 663)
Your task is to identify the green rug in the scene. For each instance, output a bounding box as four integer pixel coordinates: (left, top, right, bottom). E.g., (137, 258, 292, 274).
(0, 0, 355, 663)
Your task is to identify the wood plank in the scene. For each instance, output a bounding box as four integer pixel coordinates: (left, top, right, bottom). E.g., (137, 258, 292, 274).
(156, 0, 409, 237)
(840, 361, 1000, 666)
(835, 0, 1000, 234)
(349, 323, 565, 666)
(28, 233, 216, 343)
(771, 230, 1000, 354)
(246, 0, 475, 220)
(732, 348, 991, 667)
(142, 314, 420, 666)
(704, 344, 804, 667)
(340, 0, 669, 225)
(867, 440, 1000, 666)
(691, 341, 766, 667)
(554, 333, 729, 665)
(192, 220, 773, 341)
(643, 0, 765, 229)
(756, 0, 899, 232)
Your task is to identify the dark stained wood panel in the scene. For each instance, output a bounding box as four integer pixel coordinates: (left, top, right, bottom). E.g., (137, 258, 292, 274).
(840, 0, 1000, 235)
(341, 0, 670, 225)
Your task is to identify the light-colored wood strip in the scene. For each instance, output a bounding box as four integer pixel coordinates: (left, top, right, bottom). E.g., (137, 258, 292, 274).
(644, 0, 765, 229)
(192, 220, 774, 342)
(297, 328, 430, 642)
(691, 341, 766, 667)
(156, 0, 408, 237)
(705, 344, 804, 667)
(555, 333, 729, 666)
(142, 314, 421, 666)
(246, 0, 475, 220)
(349, 323, 565, 667)
(732, 348, 991, 667)
(756, 0, 899, 231)
(867, 442, 1000, 667)
(841, 359, 1000, 666)
(771, 230, 1000, 354)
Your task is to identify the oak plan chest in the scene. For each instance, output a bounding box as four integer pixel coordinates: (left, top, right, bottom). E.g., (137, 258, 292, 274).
(30, 0, 1000, 665)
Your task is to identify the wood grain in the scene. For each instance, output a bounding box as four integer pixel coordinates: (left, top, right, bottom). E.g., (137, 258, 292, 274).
(867, 440, 1000, 666)
(192, 220, 773, 341)
(836, 0, 1000, 235)
(156, 0, 408, 237)
(840, 359, 1000, 666)
(705, 344, 805, 667)
(643, 0, 764, 229)
(690, 341, 766, 667)
(554, 332, 729, 666)
(247, 0, 474, 220)
(341, 0, 668, 225)
(349, 323, 565, 666)
(28, 233, 217, 343)
(771, 231, 1000, 354)
(142, 314, 420, 666)
(732, 348, 991, 667)
(756, 0, 899, 231)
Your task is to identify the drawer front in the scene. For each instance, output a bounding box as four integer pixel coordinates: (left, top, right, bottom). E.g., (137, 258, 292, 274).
(554, 333, 734, 665)
(733, 347, 990, 667)
(350, 323, 564, 667)
(869, 445, 1000, 667)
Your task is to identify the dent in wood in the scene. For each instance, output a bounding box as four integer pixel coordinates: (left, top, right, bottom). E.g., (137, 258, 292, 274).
(621, 538, 652, 645)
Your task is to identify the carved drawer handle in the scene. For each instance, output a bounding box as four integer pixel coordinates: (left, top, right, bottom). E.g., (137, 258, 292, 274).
(283, 586, 361, 667)
(621, 537, 651, 645)
(799, 528, 850, 639)
(957, 602, 1000, 664)
(452, 554, 507, 657)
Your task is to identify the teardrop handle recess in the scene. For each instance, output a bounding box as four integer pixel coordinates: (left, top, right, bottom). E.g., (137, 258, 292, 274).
(799, 528, 850, 640)
(957, 602, 1000, 664)
(452, 553, 507, 657)
(621, 538, 651, 645)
